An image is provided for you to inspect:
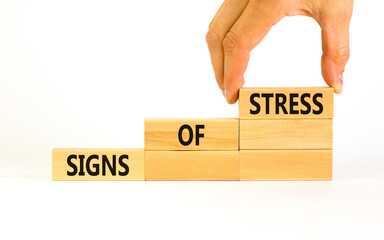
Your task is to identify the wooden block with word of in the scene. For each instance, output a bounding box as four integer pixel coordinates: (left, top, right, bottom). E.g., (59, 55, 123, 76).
(240, 150, 332, 180)
(145, 151, 239, 181)
(52, 149, 145, 181)
(240, 119, 333, 150)
(145, 118, 238, 150)
(239, 87, 333, 119)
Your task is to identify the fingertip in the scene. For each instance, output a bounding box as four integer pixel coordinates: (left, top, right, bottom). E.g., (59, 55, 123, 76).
(325, 73, 343, 94)
(223, 89, 228, 102)
(221, 88, 225, 98)
(321, 55, 345, 94)
(224, 88, 239, 104)
(334, 73, 343, 94)
(334, 86, 342, 94)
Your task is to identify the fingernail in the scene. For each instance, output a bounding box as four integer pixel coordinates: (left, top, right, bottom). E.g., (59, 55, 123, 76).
(223, 89, 231, 103)
(335, 74, 344, 93)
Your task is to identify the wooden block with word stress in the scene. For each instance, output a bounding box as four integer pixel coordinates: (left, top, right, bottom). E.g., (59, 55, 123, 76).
(240, 150, 332, 180)
(240, 119, 333, 150)
(239, 87, 333, 119)
(52, 149, 145, 181)
(145, 118, 238, 150)
(145, 151, 239, 181)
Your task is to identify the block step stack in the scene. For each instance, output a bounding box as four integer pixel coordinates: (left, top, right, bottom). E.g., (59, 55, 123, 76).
(52, 87, 333, 181)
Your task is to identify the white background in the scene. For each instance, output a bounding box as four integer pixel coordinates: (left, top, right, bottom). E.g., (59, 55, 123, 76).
(0, 0, 383, 239)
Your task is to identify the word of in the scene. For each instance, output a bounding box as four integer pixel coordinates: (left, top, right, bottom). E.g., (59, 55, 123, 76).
(178, 124, 205, 146)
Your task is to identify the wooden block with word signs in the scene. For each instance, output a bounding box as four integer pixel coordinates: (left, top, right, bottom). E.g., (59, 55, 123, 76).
(145, 151, 239, 180)
(239, 87, 333, 119)
(52, 149, 145, 181)
(240, 119, 333, 150)
(145, 118, 238, 150)
(240, 150, 332, 180)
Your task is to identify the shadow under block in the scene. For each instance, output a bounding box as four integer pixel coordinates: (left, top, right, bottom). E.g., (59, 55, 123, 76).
(145, 151, 239, 180)
(240, 119, 333, 150)
(52, 149, 145, 181)
(145, 118, 238, 150)
(240, 150, 332, 180)
(239, 87, 333, 119)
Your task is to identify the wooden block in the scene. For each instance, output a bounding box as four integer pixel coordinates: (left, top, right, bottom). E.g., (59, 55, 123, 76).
(240, 150, 332, 180)
(145, 118, 238, 150)
(145, 151, 239, 180)
(240, 119, 333, 150)
(239, 87, 333, 119)
(52, 149, 145, 180)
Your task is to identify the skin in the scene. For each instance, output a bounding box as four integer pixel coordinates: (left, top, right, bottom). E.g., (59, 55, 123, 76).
(206, 0, 353, 104)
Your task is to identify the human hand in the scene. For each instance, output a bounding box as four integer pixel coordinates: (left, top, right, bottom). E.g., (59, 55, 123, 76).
(206, 0, 353, 104)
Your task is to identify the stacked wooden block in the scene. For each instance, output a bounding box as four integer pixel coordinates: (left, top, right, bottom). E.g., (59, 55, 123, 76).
(238, 88, 333, 180)
(145, 119, 239, 180)
(52, 87, 333, 181)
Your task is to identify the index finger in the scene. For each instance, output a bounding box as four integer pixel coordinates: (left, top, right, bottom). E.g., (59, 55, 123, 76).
(223, 3, 281, 103)
(206, 0, 249, 92)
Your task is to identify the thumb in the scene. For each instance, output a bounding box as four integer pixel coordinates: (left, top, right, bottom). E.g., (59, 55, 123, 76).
(320, 15, 351, 94)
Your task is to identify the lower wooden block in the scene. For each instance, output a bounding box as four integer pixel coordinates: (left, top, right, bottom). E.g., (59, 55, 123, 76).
(52, 149, 145, 180)
(240, 150, 332, 180)
(145, 151, 239, 181)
